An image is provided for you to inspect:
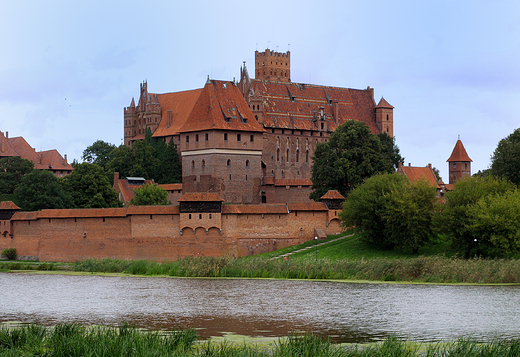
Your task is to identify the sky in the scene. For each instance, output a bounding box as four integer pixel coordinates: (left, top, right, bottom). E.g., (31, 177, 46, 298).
(1, 1, 519, 182)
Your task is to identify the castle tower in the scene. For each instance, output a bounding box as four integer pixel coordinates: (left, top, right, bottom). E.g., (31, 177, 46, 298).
(255, 49, 290, 82)
(375, 97, 394, 137)
(123, 97, 137, 146)
(447, 138, 472, 184)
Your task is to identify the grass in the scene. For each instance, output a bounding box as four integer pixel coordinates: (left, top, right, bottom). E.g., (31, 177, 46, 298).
(2, 325, 520, 356)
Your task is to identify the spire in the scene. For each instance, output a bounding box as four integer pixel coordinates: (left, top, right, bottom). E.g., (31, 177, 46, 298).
(130, 97, 135, 107)
(447, 139, 472, 162)
(376, 97, 394, 109)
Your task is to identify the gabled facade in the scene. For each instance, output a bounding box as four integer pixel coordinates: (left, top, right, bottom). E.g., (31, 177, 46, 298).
(123, 49, 393, 204)
(0, 131, 73, 177)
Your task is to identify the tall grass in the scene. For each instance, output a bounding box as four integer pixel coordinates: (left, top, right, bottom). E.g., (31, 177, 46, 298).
(2, 325, 520, 356)
(74, 255, 520, 284)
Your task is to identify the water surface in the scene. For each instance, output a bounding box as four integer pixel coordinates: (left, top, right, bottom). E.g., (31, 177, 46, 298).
(1, 273, 519, 343)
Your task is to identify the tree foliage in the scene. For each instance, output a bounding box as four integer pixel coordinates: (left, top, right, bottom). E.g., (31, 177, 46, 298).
(436, 176, 517, 258)
(82, 140, 117, 170)
(310, 121, 402, 201)
(467, 190, 520, 258)
(130, 183, 171, 206)
(340, 173, 436, 253)
(490, 127, 520, 186)
(14, 170, 72, 211)
(0, 157, 34, 194)
(61, 163, 122, 208)
(102, 130, 181, 184)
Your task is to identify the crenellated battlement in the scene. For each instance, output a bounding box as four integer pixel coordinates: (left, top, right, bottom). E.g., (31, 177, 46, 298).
(255, 49, 291, 82)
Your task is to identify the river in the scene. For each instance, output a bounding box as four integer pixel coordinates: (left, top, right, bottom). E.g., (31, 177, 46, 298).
(1, 273, 519, 343)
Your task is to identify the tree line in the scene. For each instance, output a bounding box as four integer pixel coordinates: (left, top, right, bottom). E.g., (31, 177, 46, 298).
(333, 127, 520, 258)
(1, 129, 181, 211)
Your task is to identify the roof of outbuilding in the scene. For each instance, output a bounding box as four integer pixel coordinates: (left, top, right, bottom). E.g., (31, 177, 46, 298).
(398, 163, 439, 188)
(0, 201, 20, 210)
(320, 190, 345, 200)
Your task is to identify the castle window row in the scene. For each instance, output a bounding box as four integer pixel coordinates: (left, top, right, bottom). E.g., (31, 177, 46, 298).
(191, 159, 253, 169)
(187, 132, 255, 144)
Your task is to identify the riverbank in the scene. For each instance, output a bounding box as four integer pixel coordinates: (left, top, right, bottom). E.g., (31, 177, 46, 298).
(2, 233, 520, 284)
(1, 323, 520, 357)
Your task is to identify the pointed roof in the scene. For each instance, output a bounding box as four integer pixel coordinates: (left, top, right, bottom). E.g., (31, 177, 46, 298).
(447, 140, 472, 162)
(178, 80, 265, 133)
(376, 97, 394, 109)
(0, 132, 21, 157)
(0, 201, 20, 210)
(320, 190, 345, 200)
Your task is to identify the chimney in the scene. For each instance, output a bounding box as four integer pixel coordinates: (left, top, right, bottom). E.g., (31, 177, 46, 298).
(428, 163, 432, 169)
(5, 131, 8, 138)
(408, 163, 411, 167)
(64, 154, 68, 165)
(114, 172, 120, 183)
(1, 136, 4, 153)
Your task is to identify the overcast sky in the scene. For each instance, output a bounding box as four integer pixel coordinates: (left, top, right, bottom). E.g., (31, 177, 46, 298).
(1, 1, 519, 182)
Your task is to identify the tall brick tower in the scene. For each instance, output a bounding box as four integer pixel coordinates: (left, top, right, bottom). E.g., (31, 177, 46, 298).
(375, 97, 394, 137)
(447, 138, 472, 184)
(255, 49, 290, 82)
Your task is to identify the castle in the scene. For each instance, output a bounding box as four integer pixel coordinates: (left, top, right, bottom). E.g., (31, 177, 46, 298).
(123, 49, 394, 204)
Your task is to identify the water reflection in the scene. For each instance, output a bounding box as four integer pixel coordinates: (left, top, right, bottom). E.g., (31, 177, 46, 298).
(1, 273, 519, 343)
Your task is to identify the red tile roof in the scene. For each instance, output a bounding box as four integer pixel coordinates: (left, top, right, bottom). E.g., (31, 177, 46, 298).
(127, 205, 179, 215)
(251, 80, 380, 134)
(1, 133, 73, 172)
(0, 201, 20, 210)
(11, 212, 38, 221)
(37, 208, 128, 219)
(0, 132, 21, 157)
(178, 80, 265, 133)
(159, 183, 182, 191)
(376, 97, 394, 109)
(287, 202, 328, 211)
(320, 190, 345, 200)
(398, 163, 439, 188)
(152, 88, 203, 138)
(447, 140, 472, 162)
(222, 204, 288, 214)
(178, 192, 224, 202)
(114, 178, 154, 203)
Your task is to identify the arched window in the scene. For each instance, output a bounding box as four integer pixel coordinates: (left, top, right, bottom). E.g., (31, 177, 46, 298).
(286, 149, 290, 163)
(277, 149, 280, 162)
(186, 136, 189, 143)
(205, 133, 209, 141)
(227, 159, 231, 166)
(237, 133, 241, 142)
(306, 150, 309, 163)
(195, 134, 199, 142)
(202, 159, 205, 168)
(191, 160, 195, 168)
(224, 133, 228, 141)
(387, 114, 389, 121)
(296, 149, 300, 163)
(246, 160, 250, 167)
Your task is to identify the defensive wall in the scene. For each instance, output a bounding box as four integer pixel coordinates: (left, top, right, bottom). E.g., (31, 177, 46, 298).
(0, 203, 342, 262)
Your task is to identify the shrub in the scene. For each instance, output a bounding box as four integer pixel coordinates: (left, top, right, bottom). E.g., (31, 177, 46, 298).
(1, 248, 16, 260)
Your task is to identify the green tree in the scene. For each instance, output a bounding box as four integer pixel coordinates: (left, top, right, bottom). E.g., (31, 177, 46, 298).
(14, 170, 72, 211)
(383, 178, 437, 253)
(105, 144, 135, 179)
(341, 173, 437, 253)
(378, 132, 404, 171)
(61, 163, 122, 208)
(82, 140, 117, 170)
(435, 176, 516, 257)
(490, 128, 520, 186)
(0, 157, 34, 194)
(310, 121, 400, 201)
(155, 139, 182, 184)
(467, 189, 520, 257)
(130, 183, 171, 206)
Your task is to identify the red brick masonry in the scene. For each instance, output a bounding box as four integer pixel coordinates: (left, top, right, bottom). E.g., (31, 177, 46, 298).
(0, 204, 342, 262)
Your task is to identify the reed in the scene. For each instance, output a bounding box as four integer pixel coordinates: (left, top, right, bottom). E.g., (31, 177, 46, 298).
(3, 326, 520, 356)
(72, 255, 520, 284)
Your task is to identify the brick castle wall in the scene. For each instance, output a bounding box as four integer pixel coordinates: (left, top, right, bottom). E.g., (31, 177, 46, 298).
(2, 206, 342, 262)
